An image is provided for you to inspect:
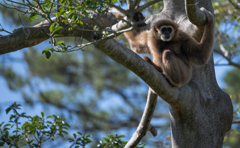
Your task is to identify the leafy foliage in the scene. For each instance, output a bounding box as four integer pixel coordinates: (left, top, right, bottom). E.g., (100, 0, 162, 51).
(0, 102, 145, 148)
(1, 102, 71, 147)
(97, 134, 146, 148)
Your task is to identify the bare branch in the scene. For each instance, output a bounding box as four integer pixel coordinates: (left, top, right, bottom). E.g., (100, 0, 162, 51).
(126, 0, 131, 10)
(219, 43, 229, 57)
(100, 0, 127, 15)
(136, 0, 162, 12)
(126, 0, 142, 10)
(148, 124, 157, 136)
(232, 119, 240, 124)
(125, 89, 158, 148)
(0, 2, 27, 13)
(0, 24, 12, 34)
(133, 0, 141, 9)
(214, 49, 240, 69)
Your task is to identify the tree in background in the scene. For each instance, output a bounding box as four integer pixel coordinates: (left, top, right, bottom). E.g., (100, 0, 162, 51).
(212, 1, 240, 147)
(0, 0, 239, 147)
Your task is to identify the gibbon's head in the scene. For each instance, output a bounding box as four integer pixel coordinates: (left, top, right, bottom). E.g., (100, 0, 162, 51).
(151, 19, 179, 42)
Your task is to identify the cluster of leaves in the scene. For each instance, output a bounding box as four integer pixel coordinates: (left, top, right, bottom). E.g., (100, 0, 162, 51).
(0, 102, 145, 148)
(24, 0, 119, 58)
(213, 1, 240, 27)
(69, 132, 92, 148)
(0, 102, 72, 147)
(97, 134, 146, 148)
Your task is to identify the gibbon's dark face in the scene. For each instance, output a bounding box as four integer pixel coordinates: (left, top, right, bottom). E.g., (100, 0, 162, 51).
(160, 25, 174, 42)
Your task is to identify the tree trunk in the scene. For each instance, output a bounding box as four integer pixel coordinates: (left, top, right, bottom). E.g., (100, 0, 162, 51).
(146, 0, 233, 147)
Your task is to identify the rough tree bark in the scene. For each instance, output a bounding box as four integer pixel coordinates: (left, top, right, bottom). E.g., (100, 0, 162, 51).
(0, 0, 233, 148)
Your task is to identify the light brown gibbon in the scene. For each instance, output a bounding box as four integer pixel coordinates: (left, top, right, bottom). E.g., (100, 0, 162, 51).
(117, 8, 214, 88)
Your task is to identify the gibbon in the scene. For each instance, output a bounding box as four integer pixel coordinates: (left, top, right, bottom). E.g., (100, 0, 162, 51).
(117, 8, 214, 87)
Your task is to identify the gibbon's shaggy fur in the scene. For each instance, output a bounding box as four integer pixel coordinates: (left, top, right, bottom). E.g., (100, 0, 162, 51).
(117, 8, 214, 88)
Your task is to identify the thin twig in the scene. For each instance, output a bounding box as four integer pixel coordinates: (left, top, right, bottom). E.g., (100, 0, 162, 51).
(99, 0, 127, 15)
(0, 3, 27, 13)
(215, 56, 224, 65)
(228, 0, 240, 10)
(0, 24, 12, 34)
(214, 49, 240, 69)
(56, 26, 134, 52)
(18, 14, 30, 38)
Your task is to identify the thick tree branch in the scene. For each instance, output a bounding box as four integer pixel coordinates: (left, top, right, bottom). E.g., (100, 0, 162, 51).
(0, 26, 50, 54)
(185, 0, 207, 26)
(0, 11, 118, 54)
(95, 39, 179, 105)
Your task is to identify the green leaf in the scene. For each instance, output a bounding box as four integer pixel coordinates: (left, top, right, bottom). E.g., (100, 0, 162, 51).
(52, 26, 63, 34)
(41, 112, 44, 117)
(46, 115, 53, 119)
(73, 133, 77, 139)
(67, 11, 74, 18)
(79, 21, 83, 25)
(61, 131, 68, 134)
(13, 130, 20, 133)
(45, 51, 51, 59)
(42, 48, 52, 54)
(5, 107, 11, 114)
(56, 12, 62, 17)
(68, 138, 74, 142)
(58, 133, 64, 137)
(0, 122, 4, 126)
(59, 7, 65, 13)
(87, 134, 92, 138)
(4, 124, 11, 127)
(56, 41, 64, 45)
(49, 23, 56, 32)
(30, 13, 38, 23)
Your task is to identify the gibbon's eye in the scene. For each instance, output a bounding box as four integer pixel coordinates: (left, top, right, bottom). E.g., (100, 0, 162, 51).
(161, 27, 172, 33)
(161, 27, 166, 33)
(167, 28, 172, 33)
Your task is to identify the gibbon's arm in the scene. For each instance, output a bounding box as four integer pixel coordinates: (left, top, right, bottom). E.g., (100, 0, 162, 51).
(115, 12, 150, 54)
(182, 8, 214, 65)
(124, 31, 150, 53)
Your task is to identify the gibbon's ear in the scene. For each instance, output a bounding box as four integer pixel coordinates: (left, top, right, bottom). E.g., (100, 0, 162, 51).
(152, 25, 158, 33)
